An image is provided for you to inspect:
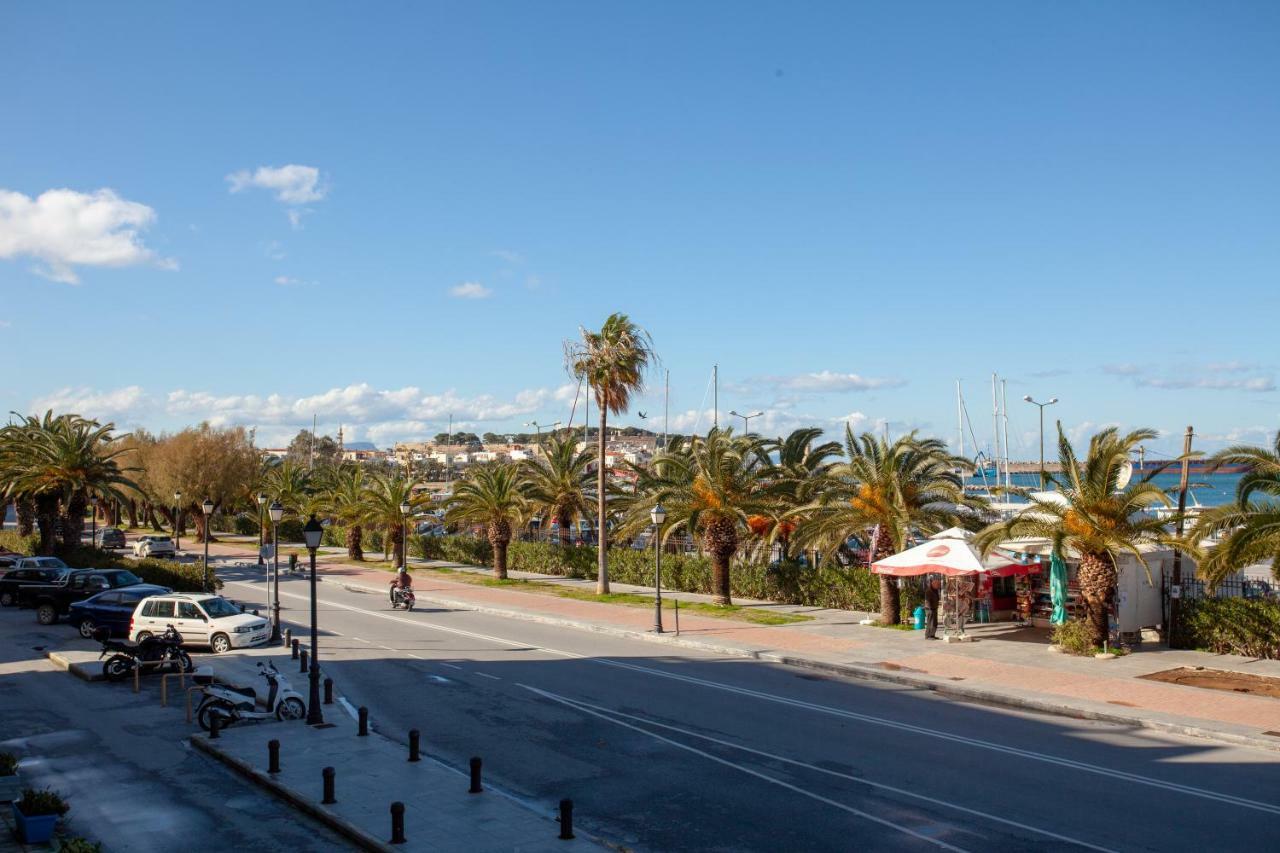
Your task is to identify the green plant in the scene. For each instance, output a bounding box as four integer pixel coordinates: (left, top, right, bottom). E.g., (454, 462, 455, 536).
(0, 530, 39, 556)
(0, 751, 18, 776)
(1051, 620, 1097, 656)
(58, 838, 102, 853)
(16, 788, 69, 817)
(59, 546, 218, 592)
(1173, 597, 1280, 659)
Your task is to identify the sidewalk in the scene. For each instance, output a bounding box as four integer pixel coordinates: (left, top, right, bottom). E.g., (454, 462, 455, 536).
(199, 537, 1280, 752)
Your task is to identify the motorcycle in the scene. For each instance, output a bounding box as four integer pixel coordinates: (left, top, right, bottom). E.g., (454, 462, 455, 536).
(389, 582, 415, 611)
(97, 624, 193, 681)
(194, 660, 307, 731)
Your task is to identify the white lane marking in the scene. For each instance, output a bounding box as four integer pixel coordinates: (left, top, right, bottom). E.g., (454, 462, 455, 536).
(440, 663, 463, 670)
(521, 684, 969, 852)
(428, 675, 453, 684)
(522, 685, 1115, 852)
(338, 697, 359, 720)
(406, 653, 425, 660)
(474, 672, 501, 681)
(351, 636, 370, 643)
(230, 580, 1280, 815)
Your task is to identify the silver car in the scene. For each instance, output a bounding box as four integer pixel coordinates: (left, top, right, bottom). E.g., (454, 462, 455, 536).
(133, 535, 176, 558)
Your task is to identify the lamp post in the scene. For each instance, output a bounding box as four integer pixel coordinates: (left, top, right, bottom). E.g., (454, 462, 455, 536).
(89, 494, 98, 548)
(1022, 396, 1059, 489)
(256, 492, 268, 566)
(728, 410, 763, 434)
(302, 514, 325, 725)
(173, 491, 182, 551)
(269, 501, 284, 642)
(650, 503, 666, 633)
(399, 499, 412, 571)
(201, 498, 214, 592)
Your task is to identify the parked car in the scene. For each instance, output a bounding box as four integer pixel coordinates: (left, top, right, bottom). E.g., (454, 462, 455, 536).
(130, 593, 270, 654)
(94, 527, 127, 549)
(133, 536, 176, 558)
(0, 563, 70, 607)
(19, 568, 144, 625)
(68, 584, 172, 639)
(415, 522, 445, 536)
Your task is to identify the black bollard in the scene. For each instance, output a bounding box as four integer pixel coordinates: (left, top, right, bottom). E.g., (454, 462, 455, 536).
(390, 802, 406, 844)
(469, 756, 483, 793)
(408, 729, 420, 762)
(358, 706, 369, 736)
(291, 637, 299, 659)
(299, 649, 309, 673)
(283, 628, 292, 649)
(209, 711, 220, 739)
(268, 739, 281, 774)
(322, 767, 336, 804)
(558, 799, 575, 840)
(323, 676, 334, 705)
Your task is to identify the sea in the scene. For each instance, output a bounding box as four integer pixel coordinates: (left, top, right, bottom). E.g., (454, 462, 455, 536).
(965, 471, 1242, 508)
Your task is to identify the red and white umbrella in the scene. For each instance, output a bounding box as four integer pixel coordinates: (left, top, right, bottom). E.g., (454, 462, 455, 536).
(871, 531, 1039, 577)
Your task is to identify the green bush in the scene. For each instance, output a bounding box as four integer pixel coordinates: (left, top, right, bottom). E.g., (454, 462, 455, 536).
(1174, 597, 1280, 659)
(59, 839, 103, 853)
(16, 788, 68, 817)
(322, 525, 346, 548)
(0, 530, 39, 556)
(276, 519, 305, 543)
(61, 546, 218, 592)
(0, 751, 17, 776)
(1051, 619, 1096, 656)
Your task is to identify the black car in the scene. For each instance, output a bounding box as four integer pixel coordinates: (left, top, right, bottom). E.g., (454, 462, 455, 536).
(18, 568, 144, 625)
(94, 527, 127, 549)
(0, 565, 70, 607)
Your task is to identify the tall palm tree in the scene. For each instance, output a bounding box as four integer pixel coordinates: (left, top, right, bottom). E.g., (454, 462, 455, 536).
(318, 463, 368, 560)
(521, 434, 593, 546)
(360, 472, 421, 568)
(975, 424, 1177, 647)
(262, 459, 311, 520)
(756, 427, 843, 563)
(1190, 431, 1280, 588)
(565, 313, 655, 593)
(443, 462, 529, 579)
(792, 428, 976, 624)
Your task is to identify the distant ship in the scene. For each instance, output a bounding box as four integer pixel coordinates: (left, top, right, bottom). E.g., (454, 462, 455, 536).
(1132, 460, 1249, 475)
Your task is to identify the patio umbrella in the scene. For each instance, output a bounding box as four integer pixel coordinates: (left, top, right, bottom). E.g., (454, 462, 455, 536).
(1050, 549, 1069, 625)
(871, 533, 1037, 577)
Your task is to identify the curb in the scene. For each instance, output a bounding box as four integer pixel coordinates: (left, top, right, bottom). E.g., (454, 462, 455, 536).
(46, 650, 103, 682)
(325, 575, 1280, 755)
(192, 734, 395, 853)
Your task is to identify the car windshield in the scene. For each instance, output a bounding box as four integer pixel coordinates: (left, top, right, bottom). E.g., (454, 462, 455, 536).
(201, 597, 242, 618)
(108, 571, 142, 587)
(149, 537, 171, 544)
(33, 558, 68, 569)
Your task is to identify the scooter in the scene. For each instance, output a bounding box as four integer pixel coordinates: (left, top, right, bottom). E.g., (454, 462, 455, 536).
(389, 584, 416, 611)
(98, 624, 193, 681)
(194, 660, 307, 731)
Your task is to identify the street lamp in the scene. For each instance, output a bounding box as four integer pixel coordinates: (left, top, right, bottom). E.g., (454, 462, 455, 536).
(256, 492, 268, 566)
(728, 410, 763, 433)
(89, 494, 98, 548)
(399, 499, 412, 571)
(1023, 396, 1059, 490)
(173, 491, 182, 551)
(650, 503, 666, 634)
(302, 514, 325, 725)
(201, 498, 214, 592)
(269, 500, 284, 642)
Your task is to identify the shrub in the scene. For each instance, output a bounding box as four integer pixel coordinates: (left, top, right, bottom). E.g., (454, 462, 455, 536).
(1051, 619, 1096, 656)
(16, 788, 68, 817)
(60, 546, 217, 592)
(0, 751, 17, 776)
(322, 525, 346, 548)
(59, 839, 103, 853)
(1174, 597, 1280, 659)
(276, 519, 305, 543)
(0, 530, 39, 556)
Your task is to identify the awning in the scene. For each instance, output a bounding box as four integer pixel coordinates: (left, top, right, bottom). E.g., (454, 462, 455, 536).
(871, 534, 1041, 577)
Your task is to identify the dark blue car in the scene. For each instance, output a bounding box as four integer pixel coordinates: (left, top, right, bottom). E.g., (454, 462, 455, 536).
(68, 584, 171, 639)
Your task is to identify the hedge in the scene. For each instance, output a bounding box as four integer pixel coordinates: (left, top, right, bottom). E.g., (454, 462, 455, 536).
(1173, 597, 1280, 659)
(414, 534, 924, 616)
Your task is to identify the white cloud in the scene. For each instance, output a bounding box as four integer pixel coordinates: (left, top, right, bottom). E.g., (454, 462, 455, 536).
(0, 188, 176, 284)
(450, 282, 492, 299)
(1205, 361, 1259, 373)
(28, 386, 151, 422)
(492, 249, 524, 265)
(274, 275, 303, 287)
(1102, 363, 1143, 376)
(227, 164, 327, 205)
(1137, 376, 1275, 392)
(747, 370, 906, 394)
(263, 241, 286, 260)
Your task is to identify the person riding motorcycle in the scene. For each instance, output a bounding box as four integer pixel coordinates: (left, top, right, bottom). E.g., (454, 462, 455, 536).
(389, 568, 413, 605)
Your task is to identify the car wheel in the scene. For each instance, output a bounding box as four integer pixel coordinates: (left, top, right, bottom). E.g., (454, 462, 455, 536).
(135, 631, 153, 642)
(78, 618, 97, 639)
(210, 633, 232, 654)
(276, 697, 306, 721)
(0, 591, 13, 607)
(36, 604, 58, 625)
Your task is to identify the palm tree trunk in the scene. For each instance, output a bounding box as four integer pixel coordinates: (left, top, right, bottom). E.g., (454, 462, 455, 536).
(1077, 551, 1117, 648)
(389, 524, 404, 567)
(61, 492, 87, 553)
(872, 526, 900, 624)
(557, 511, 572, 548)
(124, 498, 137, 530)
(489, 519, 512, 580)
(16, 497, 36, 536)
(596, 400, 609, 594)
(705, 516, 737, 606)
(192, 509, 212, 543)
(35, 494, 58, 556)
(346, 524, 364, 561)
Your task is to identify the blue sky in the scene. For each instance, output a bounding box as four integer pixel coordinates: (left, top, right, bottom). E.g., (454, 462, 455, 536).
(2, 1, 1278, 458)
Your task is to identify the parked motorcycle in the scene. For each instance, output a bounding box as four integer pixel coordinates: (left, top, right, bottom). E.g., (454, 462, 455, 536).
(389, 584, 416, 611)
(97, 624, 193, 681)
(194, 660, 307, 731)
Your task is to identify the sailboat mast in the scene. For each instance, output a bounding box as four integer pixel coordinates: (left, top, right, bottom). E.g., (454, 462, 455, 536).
(956, 380, 964, 460)
(1001, 378, 1011, 491)
(991, 373, 999, 480)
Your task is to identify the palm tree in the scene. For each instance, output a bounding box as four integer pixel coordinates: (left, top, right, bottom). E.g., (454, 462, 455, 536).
(521, 434, 593, 546)
(443, 462, 529, 579)
(792, 429, 976, 624)
(318, 463, 368, 560)
(975, 424, 1178, 647)
(755, 428, 843, 563)
(565, 313, 655, 593)
(262, 459, 311, 520)
(1190, 431, 1280, 588)
(360, 472, 421, 568)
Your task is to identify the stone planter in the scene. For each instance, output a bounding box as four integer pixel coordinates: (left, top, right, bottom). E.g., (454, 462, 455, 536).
(12, 802, 59, 844)
(1093, 652, 1118, 660)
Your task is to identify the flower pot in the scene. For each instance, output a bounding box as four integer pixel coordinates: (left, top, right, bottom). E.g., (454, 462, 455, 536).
(12, 802, 59, 844)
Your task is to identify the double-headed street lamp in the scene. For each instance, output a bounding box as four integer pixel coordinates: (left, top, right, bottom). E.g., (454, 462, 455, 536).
(173, 491, 182, 551)
(1022, 396, 1059, 489)
(302, 514, 325, 725)
(399, 499, 412, 570)
(269, 501, 284, 642)
(523, 420, 562, 447)
(728, 410, 763, 433)
(201, 498, 214, 592)
(650, 503, 666, 634)
(256, 492, 268, 566)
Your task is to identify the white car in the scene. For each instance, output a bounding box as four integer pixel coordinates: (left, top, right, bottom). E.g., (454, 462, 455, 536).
(133, 535, 177, 559)
(130, 593, 270, 654)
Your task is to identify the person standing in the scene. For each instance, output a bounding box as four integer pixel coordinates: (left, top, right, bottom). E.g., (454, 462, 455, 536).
(925, 577, 941, 640)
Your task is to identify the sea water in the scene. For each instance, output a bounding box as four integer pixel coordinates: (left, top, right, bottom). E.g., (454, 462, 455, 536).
(966, 471, 1242, 507)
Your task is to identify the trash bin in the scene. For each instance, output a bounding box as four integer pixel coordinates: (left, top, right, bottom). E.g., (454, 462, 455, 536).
(912, 606, 927, 630)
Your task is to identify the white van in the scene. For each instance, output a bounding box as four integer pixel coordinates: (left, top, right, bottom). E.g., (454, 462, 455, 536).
(130, 593, 269, 654)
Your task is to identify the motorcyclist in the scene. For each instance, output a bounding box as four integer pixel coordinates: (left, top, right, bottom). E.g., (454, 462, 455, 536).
(389, 568, 413, 605)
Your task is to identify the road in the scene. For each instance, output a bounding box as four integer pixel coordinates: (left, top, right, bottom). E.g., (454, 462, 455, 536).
(218, 561, 1280, 852)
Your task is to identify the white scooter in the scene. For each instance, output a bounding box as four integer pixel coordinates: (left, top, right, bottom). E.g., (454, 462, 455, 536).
(195, 660, 307, 730)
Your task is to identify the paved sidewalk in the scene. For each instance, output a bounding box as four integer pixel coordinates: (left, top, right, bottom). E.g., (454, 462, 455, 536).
(198, 537, 1280, 752)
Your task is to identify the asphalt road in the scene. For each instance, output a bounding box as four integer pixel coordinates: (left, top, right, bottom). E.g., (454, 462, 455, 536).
(218, 562, 1280, 853)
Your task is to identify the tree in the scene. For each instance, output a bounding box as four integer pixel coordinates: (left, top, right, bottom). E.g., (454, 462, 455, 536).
(1191, 431, 1280, 587)
(565, 312, 656, 593)
(360, 472, 421, 568)
(141, 424, 260, 544)
(792, 429, 977, 624)
(318, 464, 368, 560)
(443, 462, 529, 579)
(286, 430, 342, 469)
(975, 424, 1177, 647)
(434, 432, 480, 447)
(756, 428, 843, 563)
(260, 459, 312, 520)
(521, 434, 593, 545)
